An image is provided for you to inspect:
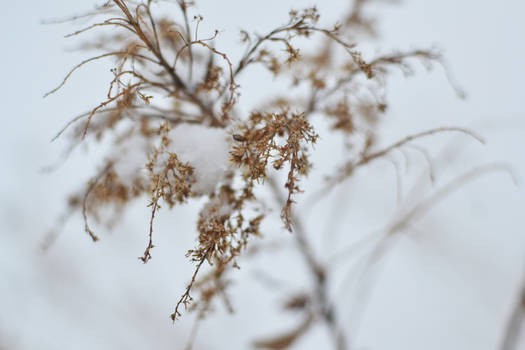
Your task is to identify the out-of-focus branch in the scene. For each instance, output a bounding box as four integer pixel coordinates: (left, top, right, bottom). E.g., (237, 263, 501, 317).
(268, 176, 348, 350)
(501, 268, 525, 350)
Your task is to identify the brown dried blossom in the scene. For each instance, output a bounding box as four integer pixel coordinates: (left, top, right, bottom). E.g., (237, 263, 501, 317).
(230, 111, 317, 230)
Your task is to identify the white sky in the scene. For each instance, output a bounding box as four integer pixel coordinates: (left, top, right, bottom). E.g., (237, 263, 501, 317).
(1, 1, 524, 349)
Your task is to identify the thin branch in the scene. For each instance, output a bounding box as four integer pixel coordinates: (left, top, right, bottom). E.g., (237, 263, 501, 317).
(331, 126, 485, 187)
(140, 181, 160, 263)
(63, 18, 138, 38)
(389, 163, 517, 234)
(267, 175, 347, 350)
(171, 248, 211, 321)
(501, 267, 525, 350)
(44, 51, 130, 97)
(177, 0, 194, 81)
(82, 83, 141, 138)
(82, 163, 112, 242)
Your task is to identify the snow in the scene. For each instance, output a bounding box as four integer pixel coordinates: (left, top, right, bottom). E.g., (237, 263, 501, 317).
(166, 124, 232, 195)
(110, 124, 232, 195)
(111, 133, 151, 187)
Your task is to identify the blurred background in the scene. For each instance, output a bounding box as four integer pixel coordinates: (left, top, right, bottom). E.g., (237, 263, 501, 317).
(1, 0, 524, 349)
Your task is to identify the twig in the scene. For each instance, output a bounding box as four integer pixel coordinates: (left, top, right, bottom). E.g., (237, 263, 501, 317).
(140, 184, 160, 263)
(267, 175, 347, 350)
(330, 126, 485, 189)
(82, 163, 113, 242)
(500, 266, 525, 350)
(171, 248, 211, 321)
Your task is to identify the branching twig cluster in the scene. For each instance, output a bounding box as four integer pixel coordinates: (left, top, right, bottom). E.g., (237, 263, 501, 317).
(45, 0, 514, 349)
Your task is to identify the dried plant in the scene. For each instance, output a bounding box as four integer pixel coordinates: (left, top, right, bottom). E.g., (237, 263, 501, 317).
(45, 0, 515, 349)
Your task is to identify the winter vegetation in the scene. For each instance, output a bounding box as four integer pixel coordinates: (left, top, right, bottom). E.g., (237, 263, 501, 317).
(2, 0, 522, 349)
